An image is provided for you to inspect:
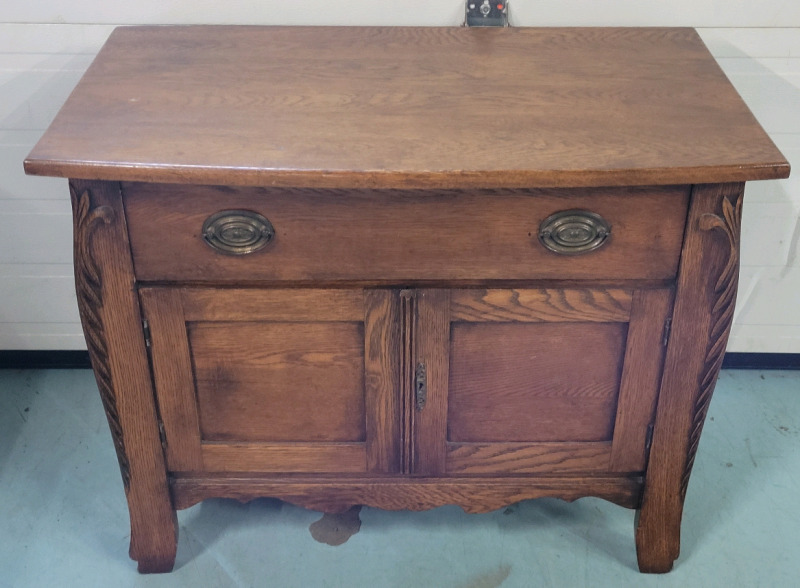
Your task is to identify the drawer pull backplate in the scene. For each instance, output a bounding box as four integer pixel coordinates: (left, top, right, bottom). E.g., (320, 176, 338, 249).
(538, 209, 611, 255)
(202, 209, 274, 255)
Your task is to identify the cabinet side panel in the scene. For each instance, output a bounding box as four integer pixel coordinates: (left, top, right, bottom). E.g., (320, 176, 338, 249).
(636, 182, 745, 573)
(70, 179, 176, 572)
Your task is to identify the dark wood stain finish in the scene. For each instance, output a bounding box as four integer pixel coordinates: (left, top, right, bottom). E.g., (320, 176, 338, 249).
(121, 183, 690, 283)
(448, 322, 626, 443)
(71, 185, 128, 487)
(170, 475, 644, 513)
(27, 27, 790, 574)
(26, 27, 788, 187)
(68, 180, 177, 573)
(635, 183, 748, 573)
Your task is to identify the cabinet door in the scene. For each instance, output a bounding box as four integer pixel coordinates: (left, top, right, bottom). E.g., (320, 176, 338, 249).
(139, 288, 400, 475)
(412, 288, 672, 476)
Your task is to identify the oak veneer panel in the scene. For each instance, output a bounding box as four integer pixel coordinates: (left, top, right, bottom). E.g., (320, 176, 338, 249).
(171, 475, 644, 513)
(447, 322, 627, 443)
(180, 288, 364, 322)
(364, 290, 402, 473)
(609, 289, 674, 472)
(190, 322, 366, 443)
(123, 183, 689, 282)
(636, 183, 747, 573)
(69, 180, 177, 573)
(413, 290, 450, 475)
(25, 27, 789, 188)
(450, 288, 632, 323)
(445, 442, 612, 475)
(201, 443, 366, 474)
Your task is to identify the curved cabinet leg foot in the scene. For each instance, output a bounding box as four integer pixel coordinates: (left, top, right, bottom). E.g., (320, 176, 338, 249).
(129, 506, 178, 573)
(634, 501, 681, 573)
(69, 180, 179, 574)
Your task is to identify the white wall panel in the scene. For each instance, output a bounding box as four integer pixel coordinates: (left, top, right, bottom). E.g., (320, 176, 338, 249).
(0, 16, 798, 351)
(0, 323, 85, 350)
(0, 24, 114, 54)
(0, 140, 68, 200)
(699, 28, 800, 57)
(3, 1, 800, 28)
(0, 265, 78, 323)
(732, 266, 800, 353)
(0, 61, 92, 131)
(0, 200, 72, 264)
(743, 135, 800, 204)
(716, 59, 800, 135)
(740, 201, 800, 267)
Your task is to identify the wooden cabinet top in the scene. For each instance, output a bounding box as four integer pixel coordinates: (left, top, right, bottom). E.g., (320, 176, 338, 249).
(25, 26, 789, 189)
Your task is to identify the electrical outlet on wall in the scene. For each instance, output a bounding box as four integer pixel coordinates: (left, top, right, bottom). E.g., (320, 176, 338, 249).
(465, 0, 509, 27)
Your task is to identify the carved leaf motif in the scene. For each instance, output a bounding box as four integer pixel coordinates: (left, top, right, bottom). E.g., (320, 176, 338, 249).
(70, 185, 131, 491)
(680, 189, 743, 499)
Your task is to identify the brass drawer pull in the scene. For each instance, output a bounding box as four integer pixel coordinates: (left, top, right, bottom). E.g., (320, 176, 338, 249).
(202, 210, 274, 255)
(538, 210, 611, 255)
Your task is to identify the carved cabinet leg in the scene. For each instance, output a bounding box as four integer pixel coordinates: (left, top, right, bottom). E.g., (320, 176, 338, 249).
(635, 183, 744, 573)
(71, 180, 178, 572)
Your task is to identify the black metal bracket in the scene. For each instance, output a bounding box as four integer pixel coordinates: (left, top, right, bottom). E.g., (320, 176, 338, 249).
(465, 0, 509, 27)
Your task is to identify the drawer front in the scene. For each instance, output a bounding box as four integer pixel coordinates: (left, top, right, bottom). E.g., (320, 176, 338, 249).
(123, 183, 689, 283)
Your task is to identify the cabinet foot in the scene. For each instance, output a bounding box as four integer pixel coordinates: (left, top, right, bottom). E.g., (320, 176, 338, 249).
(135, 555, 177, 575)
(634, 506, 681, 573)
(128, 508, 178, 574)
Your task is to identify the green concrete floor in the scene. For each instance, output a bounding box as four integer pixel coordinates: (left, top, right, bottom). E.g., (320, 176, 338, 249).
(1, 369, 798, 587)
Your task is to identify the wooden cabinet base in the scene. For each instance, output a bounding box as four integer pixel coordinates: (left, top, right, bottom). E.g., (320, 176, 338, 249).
(170, 476, 643, 512)
(129, 474, 686, 574)
(24, 26, 789, 575)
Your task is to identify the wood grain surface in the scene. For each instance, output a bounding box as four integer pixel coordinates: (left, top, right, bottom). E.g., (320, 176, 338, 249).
(190, 321, 366, 443)
(636, 183, 745, 573)
(412, 289, 451, 475)
(200, 443, 367, 474)
(445, 442, 612, 475)
(122, 183, 689, 283)
(448, 322, 626, 443)
(170, 475, 643, 513)
(25, 27, 788, 188)
(364, 290, 402, 473)
(139, 288, 203, 471)
(70, 180, 177, 573)
(609, 289, 674, 472)
(450, 288, 632, 323)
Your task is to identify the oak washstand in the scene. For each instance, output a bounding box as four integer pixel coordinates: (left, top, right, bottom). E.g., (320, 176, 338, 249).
(24, 26, 790, 572)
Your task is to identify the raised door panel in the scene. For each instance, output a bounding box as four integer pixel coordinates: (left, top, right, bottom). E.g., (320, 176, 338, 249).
(448, 321, 627, 443)
(139, 287, 400, 474)
(413, 288, 672, 476)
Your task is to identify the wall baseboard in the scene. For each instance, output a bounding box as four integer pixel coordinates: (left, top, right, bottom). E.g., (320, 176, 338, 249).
(0, 350, 92, 369)
(1, 350, 799, 371)
(721, 352, 800, 370)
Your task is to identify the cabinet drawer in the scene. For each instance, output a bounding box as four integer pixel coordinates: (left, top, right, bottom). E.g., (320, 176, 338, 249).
(123, 183, 689, 283)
